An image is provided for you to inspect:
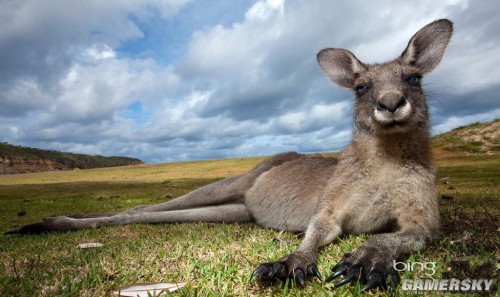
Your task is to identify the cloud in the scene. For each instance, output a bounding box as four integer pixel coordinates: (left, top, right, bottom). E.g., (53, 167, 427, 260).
(1, 0, 499, 163)
(276, 102, 351, 134)
(0, 0, 189, 115)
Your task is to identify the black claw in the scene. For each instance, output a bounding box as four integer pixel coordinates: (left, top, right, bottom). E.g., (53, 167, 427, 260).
(387, 270, 401, 290)
(249, 266, 261, 281)
(307, 264, 322, 281)
(250, 262, 291, 284)
(273, 262, 288, 278)
(251, 261, 321, 287)
(250, 265, 270, 282)
(327, 253, 402, 291)
(326, 266, 347, 282)
(263, 262, 287, 279)
(333, 269, 360, 288)
(294, 269, 305, 287)
(361, 271, 383, 292)
(331, 258, 348, 271)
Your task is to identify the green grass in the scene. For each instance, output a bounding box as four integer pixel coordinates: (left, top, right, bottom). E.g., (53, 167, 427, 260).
(0, 154, 498, 296)
(451, 122, 482, 131)
(431, 119, 499, 155)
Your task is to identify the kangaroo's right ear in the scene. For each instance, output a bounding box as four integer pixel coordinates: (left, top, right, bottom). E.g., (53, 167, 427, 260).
(317, 48, 367, 89)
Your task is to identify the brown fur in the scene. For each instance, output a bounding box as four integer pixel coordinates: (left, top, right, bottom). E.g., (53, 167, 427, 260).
(7, 19, 453, 291)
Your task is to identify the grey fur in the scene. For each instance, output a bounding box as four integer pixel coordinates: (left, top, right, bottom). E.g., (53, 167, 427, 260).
(8, 19, 453, 290)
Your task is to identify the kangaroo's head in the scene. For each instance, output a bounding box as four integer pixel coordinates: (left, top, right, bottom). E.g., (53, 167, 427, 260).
(317, 19, 453, 135)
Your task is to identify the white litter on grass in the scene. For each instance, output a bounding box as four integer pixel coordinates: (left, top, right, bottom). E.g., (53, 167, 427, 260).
(113, 282, 188, 296)
(77, 242, 103, 249)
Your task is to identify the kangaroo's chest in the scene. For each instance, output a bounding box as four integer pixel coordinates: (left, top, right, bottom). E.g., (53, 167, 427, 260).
(332, 161, 428, 234)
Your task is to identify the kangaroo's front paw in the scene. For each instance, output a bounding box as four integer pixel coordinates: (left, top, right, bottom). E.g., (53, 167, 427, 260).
(326, 247, 400, 291)
(251, 252, 321, 287)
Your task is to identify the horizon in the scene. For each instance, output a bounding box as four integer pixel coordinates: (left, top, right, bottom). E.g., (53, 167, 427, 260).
(2, 118, 496, 164)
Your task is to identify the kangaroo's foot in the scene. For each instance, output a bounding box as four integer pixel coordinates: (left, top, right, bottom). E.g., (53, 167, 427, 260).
(251, 251, 321, 287)
(4, 216, 72, 235)
(4, 222, 45, 235)
(326, 248, 400, 292)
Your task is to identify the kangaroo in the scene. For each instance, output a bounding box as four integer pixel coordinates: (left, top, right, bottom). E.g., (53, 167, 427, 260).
(6, 19, 453, 291)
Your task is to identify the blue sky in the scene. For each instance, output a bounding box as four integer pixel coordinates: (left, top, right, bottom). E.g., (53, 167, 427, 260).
(1, 0, 499, 163)
(117, 0, 255, 64)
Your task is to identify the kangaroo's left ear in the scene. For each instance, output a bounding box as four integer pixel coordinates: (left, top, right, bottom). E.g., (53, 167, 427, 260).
(401, 19, 453, 74)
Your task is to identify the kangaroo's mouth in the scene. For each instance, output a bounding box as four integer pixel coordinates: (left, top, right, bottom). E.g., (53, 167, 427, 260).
(373, 102, 413, 130)
(372, 113, 412, 133)
(373, 113, 409, 126)
(384, 120, 406, 127)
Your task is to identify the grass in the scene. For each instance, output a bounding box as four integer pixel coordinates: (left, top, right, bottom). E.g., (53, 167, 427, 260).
(0, 153, 498, 296)
(431, 119, 499, 154)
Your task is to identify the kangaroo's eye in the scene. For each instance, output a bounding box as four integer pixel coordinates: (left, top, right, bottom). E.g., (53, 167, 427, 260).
(355, 85, 369, 95)
(407, 75, 422, 86)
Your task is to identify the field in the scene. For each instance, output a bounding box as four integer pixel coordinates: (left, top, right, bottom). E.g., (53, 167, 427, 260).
(0, 149, 498, 296)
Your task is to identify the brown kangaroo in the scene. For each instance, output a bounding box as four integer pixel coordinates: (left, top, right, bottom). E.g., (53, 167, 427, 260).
(6, 19, 453, 291)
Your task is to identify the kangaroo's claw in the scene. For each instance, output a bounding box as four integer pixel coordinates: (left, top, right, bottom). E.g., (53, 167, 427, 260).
(251, 259, 321, 287)
(327, 253, 401, 291)
(293, 269, 305, 287)
(307, 263, 322, 281)
(333, 267, 361, 288)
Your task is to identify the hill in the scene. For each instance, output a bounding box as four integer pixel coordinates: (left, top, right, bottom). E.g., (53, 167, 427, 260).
(432, 119, 499, 155)
(0, 142, 143, 174)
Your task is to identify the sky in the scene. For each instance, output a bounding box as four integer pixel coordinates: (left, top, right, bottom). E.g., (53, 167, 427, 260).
(1, 0, 499, 163)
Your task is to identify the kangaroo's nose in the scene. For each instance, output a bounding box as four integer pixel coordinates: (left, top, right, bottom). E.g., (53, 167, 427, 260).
(377, 96, 407, 113)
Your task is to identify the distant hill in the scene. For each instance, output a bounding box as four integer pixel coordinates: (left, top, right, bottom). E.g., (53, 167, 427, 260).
(432, 119, 499, 155)
(0, 143, 144, 175)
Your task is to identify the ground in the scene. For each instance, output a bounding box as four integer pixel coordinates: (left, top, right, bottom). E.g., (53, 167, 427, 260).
(0, 122, 498, 296)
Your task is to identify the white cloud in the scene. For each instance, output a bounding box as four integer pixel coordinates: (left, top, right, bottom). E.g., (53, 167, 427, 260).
(2, 83, 46, 116)
(276, 101, 350, 133)
(245, 0, 284, 21)
(1, 0, 499, 163)
(85, 44, 116, 60)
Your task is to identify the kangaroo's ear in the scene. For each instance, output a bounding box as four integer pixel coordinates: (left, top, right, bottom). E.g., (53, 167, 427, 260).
(317, 48, 367, 89)
(401, 19, 453, 74)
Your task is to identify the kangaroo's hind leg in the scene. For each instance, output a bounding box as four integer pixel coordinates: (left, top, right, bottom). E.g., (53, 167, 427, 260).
(130, 173, 251, 212)
(45, 173, 251, 221)
(57, 171, 255, 221)
(4, 175, 253, 234)
(5, 152, 301, 235)
(6, 204, 253, 234)
(41, 172, 255, 219)
(131, 152, 302, 212)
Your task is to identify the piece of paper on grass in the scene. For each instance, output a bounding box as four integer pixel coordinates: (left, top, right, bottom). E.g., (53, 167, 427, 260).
(113, 281, 188, 296)
(77, 242, 103, 249)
